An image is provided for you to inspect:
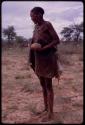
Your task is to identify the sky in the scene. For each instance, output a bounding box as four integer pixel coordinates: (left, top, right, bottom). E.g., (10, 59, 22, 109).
(2, 1, 83, 39)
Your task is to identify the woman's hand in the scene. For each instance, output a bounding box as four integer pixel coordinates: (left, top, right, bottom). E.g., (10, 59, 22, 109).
(37, 40, 57, 51)
(36, 47, 44, 51)
(31, 40, 57, 51)
(30, 43, 41, 50)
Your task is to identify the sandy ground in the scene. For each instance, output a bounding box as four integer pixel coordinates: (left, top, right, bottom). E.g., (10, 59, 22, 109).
(2, 45, 83, 124)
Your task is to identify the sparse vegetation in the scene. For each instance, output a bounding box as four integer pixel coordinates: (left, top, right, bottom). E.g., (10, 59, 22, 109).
(21, 83, 35, 93)
(60, 22, 83, 43)
(3, 26, 16, 43)
(2, 22, 83, 49)
(28, 103, 38, 115)
(2, 38, 83, 123)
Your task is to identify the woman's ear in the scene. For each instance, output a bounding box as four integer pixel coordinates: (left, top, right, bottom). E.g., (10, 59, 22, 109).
(38, 13, 43, 18)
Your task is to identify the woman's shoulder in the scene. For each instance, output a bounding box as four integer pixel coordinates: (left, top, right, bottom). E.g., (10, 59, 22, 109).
(44, 21, 53, 29)
(44, 21, 52, 26)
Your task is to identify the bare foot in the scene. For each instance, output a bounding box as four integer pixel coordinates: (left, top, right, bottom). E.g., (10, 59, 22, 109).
(36, 109, 47, 115)
(48, 112, 54, 120)
(40, 114, 49, 122)
(40, 113, 54, 122)
(35, 109, 48, 119)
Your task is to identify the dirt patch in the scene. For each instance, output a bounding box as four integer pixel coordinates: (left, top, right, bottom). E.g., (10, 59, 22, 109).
(2, 45, 83, 124)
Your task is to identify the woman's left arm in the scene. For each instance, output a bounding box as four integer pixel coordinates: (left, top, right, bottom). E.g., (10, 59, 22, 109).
(38, 22, 60, 51)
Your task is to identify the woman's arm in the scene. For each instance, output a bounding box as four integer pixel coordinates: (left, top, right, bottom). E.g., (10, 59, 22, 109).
(47, 22, 60, 44)
(39, 40, 57, 51)
(37, 22, 60, 51)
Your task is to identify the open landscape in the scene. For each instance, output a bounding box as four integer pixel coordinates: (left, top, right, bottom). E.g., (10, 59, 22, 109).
(2, 42, 83, 124)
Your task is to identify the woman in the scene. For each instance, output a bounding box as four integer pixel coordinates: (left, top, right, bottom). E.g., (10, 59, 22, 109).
(29, 7, 60, 120)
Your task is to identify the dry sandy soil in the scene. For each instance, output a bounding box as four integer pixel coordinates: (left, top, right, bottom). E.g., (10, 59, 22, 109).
(2, 43, 83, 124)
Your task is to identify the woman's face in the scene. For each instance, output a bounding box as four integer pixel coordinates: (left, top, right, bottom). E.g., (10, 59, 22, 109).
(30, 12, 42, 24)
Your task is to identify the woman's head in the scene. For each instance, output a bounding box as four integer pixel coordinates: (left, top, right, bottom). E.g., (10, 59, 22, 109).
(30, 7, 44, 24)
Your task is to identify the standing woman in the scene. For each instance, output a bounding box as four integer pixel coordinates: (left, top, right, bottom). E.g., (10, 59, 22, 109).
(29, 7, 60, 120)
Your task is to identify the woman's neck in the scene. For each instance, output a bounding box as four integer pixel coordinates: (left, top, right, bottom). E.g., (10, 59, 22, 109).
(37, 19, 45, 26)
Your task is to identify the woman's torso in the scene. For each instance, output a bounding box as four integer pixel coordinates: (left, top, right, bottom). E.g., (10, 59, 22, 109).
(32, 21, 57, 54)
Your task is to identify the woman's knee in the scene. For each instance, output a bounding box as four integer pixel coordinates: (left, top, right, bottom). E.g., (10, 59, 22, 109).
(45, 78, 52, 91)
(39, 76, 46, 88)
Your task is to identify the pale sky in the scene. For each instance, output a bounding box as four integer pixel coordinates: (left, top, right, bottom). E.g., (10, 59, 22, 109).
(2, 1, 83, 39)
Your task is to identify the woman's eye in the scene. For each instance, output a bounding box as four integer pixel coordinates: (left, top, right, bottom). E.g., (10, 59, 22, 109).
(34, 15, 37, 18)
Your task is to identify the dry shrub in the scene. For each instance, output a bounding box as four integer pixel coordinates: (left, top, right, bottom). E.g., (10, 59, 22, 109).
(21, 84, 35, 93)
(28, 103, 37, 115)
(15, 74, 32, 80)
(20, 81, 41, 93)
(15, 75, 25, 79)
(58, 42, 83, 65)
(78, 55, 83, 62)
(59, 54, 73, 65)
(58, 42, 83, 55)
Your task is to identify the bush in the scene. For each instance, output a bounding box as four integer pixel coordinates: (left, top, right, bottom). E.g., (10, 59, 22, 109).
(58, 42, 83, 55)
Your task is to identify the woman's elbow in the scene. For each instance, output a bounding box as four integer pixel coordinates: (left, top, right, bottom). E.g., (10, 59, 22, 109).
(54, 39, 60, 45)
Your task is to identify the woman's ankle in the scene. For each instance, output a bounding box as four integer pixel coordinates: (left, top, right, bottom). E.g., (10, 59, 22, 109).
(48, 112, 54, 119)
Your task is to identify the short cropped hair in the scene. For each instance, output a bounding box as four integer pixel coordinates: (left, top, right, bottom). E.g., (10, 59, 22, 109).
(31, 7, 44, 15)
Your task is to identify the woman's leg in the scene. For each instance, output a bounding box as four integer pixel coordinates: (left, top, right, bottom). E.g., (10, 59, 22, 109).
(39, 76, 48, 111)
(45, 78, 54, 119)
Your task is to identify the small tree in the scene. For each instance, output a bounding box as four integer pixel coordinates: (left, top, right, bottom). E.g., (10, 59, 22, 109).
(16, 36, 28, 47)
(60, 22, 83, 43)
(61, 27, 73, 42)
(3, 26, 16, 43)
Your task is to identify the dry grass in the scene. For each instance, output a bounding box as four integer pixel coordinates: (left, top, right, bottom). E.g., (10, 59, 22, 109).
(58, 42, 83, 65)
(28, 103, 38, 115)
(58, 42, 83, 55)
(78, 55, 83, 62)
(2, 42, 83, 124)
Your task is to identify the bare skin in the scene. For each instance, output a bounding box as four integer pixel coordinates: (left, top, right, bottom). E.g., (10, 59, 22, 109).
(45, 78, 54, 119)
(39, 77, 48, 112)
(30, 11, 60, 51)
(39, 77, 54, 120)
(30, 12, 55, 119)
(30, 10, 60, 121)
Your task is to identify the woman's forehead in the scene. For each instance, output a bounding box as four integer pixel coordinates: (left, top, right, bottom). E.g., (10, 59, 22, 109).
(30, 11, 38, 16)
